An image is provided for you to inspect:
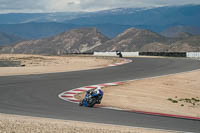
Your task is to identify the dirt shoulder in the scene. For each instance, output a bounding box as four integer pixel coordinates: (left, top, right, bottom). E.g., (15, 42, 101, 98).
(0, 54, 122, 76)
(0, 113, 176, 133)
(100, 70, 200, 117)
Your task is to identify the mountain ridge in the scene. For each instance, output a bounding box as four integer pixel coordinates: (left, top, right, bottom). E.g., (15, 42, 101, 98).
(92, 28, 175, 52)
(0, 28, 109, 54)
(1, 27, 199, 54)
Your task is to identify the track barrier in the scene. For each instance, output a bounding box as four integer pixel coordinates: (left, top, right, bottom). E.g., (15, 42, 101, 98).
(94, 52, 200, 58)
(186, 52, 200, 58)
(94, 52, 139, 57)
(139, 52, 187, 57)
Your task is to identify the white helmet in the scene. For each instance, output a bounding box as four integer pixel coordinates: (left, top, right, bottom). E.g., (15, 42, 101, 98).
(94, 87, 101, 94)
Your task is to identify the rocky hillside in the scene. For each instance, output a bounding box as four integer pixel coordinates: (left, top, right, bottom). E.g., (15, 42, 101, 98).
(0, 32, 23, 46)
(0, 27, 199, 54)
(92, 28, 175, 52)
(93, 28, 200, 52)
(168, 35, 200, 52)
(0, 28, 109, 55)
(139, 34, 200, 52)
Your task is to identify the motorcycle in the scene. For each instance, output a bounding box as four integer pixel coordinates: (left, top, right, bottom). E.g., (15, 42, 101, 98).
(79, 89, 103, 107)
(116, 51, 123, 58)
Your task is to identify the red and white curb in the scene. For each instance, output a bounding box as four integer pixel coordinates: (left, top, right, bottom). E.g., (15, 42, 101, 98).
(59, 59, 131, 103)
(58, 58, 200, 121)
(58, 82, 123, 104)
(59, 80, 200, 121)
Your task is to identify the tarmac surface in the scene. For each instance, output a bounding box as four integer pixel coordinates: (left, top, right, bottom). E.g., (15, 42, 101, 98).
(0, 57, 200, 132)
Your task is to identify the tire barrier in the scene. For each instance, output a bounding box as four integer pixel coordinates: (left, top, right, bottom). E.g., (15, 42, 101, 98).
(139, 52, 187, 57)
(64, 52, 94, 55)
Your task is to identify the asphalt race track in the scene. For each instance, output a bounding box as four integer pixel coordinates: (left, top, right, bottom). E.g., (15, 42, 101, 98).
(0, 57, 200, 132)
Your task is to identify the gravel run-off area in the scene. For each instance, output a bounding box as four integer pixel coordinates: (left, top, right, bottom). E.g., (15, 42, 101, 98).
(0, 113, 177, 133)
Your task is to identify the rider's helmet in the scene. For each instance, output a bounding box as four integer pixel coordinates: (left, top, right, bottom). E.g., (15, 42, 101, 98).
(94, 87, 101, 94)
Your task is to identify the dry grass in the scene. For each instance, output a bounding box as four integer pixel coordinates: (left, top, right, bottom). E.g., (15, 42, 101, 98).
(0, 113, 175, 133)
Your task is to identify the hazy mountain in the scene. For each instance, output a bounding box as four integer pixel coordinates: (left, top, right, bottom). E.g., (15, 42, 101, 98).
(0, 12, 86, 24)
(92, 28, 173, 52)
(0, 5, 199, 33)
(65, 5, 200, 32)
(0, 32, 24, 46)
(0, 28, 109, 54)
(0, 22, 132, 39)
(0, 22, 78, 39)
(0, 5, 200, 40)
(161, 25, 200, 38)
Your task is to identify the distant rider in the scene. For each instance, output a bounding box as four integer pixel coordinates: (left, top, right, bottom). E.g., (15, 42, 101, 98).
(116, 50, 123, 58)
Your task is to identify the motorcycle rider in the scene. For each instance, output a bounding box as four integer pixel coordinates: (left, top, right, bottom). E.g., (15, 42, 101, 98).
(79, 86, 103, 107)
(93, 87, 103, 104)
(116, 50, 123, 58)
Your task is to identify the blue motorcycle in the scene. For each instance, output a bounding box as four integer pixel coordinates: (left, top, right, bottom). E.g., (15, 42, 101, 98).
(79, 89, 103, 107)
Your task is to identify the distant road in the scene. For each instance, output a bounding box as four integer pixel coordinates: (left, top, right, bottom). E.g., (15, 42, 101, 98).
(0, 57, 200, 132)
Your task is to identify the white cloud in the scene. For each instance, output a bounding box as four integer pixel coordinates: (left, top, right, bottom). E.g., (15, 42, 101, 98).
(0, 0, 200, 13)
(45, 0, 81, 12)
(0, 0, 46, 13)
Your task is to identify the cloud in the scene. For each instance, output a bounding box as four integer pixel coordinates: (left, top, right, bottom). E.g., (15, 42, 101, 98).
(0, 0, 46, 13)
(78, 0, 200, 11)
(45, 0, 81, 12)
(0, 0, 200, 13)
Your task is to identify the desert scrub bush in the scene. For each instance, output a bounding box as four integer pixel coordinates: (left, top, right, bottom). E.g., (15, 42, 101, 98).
(167, 98, 178, 103)
(168, 97, 200, 107)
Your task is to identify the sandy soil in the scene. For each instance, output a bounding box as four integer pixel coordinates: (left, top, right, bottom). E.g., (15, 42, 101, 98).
(0, 113, 176, 133)
(0, 54, 122, 76)
(100, 70, 200, 117)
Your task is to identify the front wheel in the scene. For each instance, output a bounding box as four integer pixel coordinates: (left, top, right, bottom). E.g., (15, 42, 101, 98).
(79, 100, 83, 106)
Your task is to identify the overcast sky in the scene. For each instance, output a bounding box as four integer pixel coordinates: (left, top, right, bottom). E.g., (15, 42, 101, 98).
(0, 0, 200, 13)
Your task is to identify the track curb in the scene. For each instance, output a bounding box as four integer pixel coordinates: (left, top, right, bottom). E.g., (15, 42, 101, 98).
(58, 58, 200, 121)
(59, 58, 132, 103)
(59, 79, 200, 121)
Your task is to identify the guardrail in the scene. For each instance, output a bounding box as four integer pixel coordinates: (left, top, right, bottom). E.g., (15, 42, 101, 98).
(94, 52, 139, 57)
(186, 52, 200, 58)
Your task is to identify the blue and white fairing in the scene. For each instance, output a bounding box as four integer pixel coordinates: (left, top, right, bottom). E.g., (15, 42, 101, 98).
(82, 88, 103, 107)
